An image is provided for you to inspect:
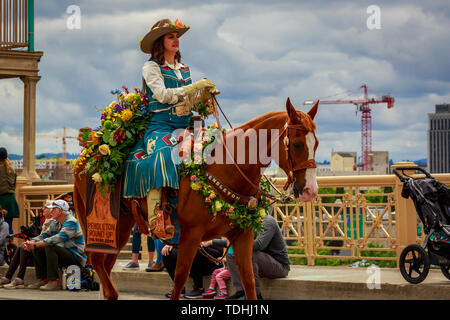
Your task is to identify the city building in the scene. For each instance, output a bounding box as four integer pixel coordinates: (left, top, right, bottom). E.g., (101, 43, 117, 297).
(327, 151, 389, 176)
(330, 152, 357, 172)
(370, 151, 390, 174)
(428, 104, 450, 173)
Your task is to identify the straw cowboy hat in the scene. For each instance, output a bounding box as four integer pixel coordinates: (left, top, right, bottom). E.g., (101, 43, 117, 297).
(140, 18, 190, 54)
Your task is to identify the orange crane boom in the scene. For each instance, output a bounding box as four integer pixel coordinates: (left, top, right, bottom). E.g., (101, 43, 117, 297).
(305, 84, 394, 171)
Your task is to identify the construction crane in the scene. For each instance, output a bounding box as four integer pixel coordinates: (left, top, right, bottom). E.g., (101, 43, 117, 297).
(305, 84, 394, 171)
(7, 127, 77, 170)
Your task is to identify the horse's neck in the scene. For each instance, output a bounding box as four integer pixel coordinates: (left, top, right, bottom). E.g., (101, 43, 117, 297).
(208, 112, 287, 196)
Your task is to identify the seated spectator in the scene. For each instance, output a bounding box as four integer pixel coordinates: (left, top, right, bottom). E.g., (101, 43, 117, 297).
(0, 206, 9, 266)
(226, 208, 290, 300)
(22, 199, 87, 291)
(202, 240, 232, 300)
(0, 201, 62, 289)
(162, 235, 227, 299)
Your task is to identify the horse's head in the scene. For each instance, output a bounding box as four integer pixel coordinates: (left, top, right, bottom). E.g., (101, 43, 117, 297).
(276, 98, 319, 202)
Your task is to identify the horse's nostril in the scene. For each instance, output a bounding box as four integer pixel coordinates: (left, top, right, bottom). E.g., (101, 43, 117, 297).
(303, 187, 312, 195)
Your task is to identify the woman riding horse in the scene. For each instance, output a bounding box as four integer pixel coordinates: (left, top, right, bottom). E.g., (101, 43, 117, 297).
(122, 18, 219, 232)
(73, 18, 320, 301)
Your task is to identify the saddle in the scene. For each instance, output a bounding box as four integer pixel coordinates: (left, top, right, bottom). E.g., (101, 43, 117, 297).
(131, 188, 177, 239)
(131, 116, 204, 240)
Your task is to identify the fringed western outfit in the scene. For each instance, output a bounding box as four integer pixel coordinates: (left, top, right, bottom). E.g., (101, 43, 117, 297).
(122, 60, 192, 198)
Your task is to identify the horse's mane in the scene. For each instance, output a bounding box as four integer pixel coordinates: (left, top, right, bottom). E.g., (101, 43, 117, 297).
(233, 110, 316, 132)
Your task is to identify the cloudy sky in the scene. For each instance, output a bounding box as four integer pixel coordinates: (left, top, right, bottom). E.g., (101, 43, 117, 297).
(1, 0, 449, 163)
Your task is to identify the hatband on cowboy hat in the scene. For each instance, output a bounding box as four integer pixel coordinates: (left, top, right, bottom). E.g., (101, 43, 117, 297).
(140, 18, 189, 54)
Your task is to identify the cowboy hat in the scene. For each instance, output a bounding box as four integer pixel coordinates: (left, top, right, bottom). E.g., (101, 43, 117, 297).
(140, 18, 190, 54)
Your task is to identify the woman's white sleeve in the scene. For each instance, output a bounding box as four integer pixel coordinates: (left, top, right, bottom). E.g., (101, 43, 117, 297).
(142, 62, 185, 105)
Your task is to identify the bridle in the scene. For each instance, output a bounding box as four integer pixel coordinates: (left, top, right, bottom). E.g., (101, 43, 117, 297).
(279, 122, 317, 191)
(212, 96, 316, 204)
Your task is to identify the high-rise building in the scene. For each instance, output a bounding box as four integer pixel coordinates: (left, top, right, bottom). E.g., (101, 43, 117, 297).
(428, 104, 450, 173)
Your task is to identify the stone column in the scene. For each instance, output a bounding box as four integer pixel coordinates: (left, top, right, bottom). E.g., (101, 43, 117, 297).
(20, 75, 41, 181)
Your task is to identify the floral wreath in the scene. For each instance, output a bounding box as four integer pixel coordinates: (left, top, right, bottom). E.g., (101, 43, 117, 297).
(75, 86, 150, 196)
(180, 125, 272, 233)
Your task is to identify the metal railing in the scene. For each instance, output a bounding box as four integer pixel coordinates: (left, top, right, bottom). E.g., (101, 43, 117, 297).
(0, 0, 32, 50)
(14, 171, 450, 268)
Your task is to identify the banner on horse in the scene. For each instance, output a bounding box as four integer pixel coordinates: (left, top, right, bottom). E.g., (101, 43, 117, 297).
(84, 175, 121, 254)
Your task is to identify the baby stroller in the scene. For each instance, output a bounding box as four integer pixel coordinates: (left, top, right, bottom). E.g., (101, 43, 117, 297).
(393, 167, 450, 284)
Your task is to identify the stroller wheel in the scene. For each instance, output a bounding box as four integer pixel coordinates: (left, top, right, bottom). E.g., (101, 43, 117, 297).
(440, 265, 450, 281)
(399, 244, 430, 284)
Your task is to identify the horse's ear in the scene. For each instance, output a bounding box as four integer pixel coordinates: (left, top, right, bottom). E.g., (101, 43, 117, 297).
(308, 100, 319, 120)
(286, 97, 300, 124)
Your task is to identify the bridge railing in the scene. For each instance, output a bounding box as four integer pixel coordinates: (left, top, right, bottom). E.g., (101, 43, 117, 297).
(273, 171, 450, 267)
(14, 169, 450, 268)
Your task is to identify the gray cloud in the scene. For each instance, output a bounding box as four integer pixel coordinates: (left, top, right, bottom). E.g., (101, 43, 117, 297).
(1, 0, 449, 163)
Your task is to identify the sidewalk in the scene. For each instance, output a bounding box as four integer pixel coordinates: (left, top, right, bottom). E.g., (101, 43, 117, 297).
(2, 260, 450, 300)
(111, 260, 450, 300)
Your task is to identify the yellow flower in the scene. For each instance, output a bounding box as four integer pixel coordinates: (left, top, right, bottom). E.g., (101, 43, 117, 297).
(190, 182, 200, 191)
(209, 122, 218, 129)
(92, 173, 102, 183)
(258, 208, 266, 218)
(124, 93, 136, 104)
(120, 109, 133, 122)
(98, 144, 111, 156)
(109, 101, 118, 109)
(214, 200, 223, 212)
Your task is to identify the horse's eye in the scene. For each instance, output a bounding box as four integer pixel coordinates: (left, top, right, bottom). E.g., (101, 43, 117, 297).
(293, 142, 304, 150)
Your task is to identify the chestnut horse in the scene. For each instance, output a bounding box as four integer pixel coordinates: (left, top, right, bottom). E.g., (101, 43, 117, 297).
(73, 98, 319, 300)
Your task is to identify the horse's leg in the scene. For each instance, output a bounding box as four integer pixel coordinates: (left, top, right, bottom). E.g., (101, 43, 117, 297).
(231, 231, 258, 300)
(99, 208, 136, 299)
(170, 229, 202, 300)
(101, 223, 134, 297)
(90, 253, 119, 300)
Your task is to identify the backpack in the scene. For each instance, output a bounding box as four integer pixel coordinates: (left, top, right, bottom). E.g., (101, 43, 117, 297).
(64, 264, 100, 291)
(80, 264, 100, 291)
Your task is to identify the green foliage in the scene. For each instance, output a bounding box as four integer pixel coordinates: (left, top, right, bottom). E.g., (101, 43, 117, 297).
(181, 125, 273, 233)
(288, 242, 396, 268)
(77, 87, 150, 196)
